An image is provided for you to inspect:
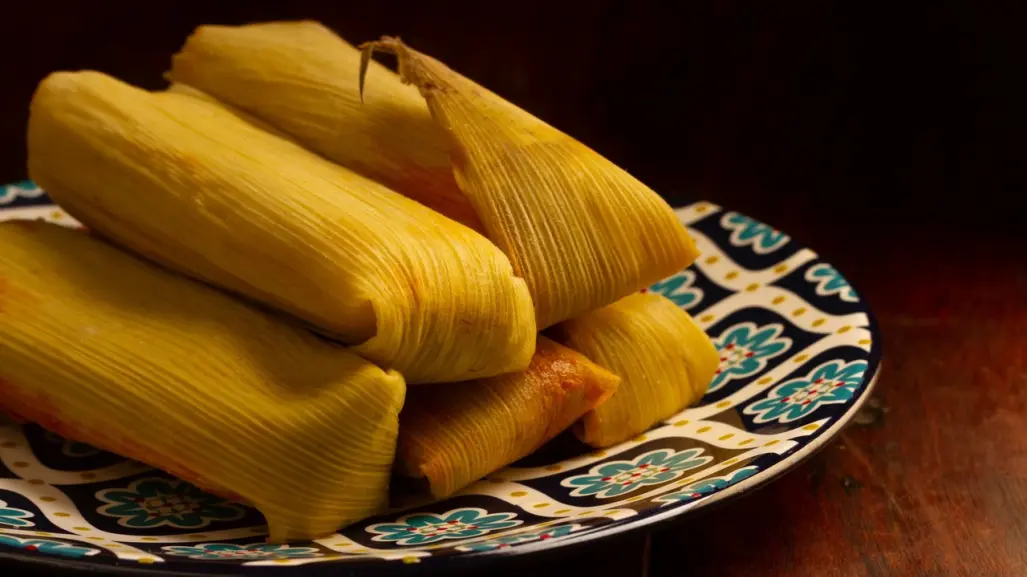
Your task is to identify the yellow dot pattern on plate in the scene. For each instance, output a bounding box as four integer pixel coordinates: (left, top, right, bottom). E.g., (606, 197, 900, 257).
(803, 423, 820, 431)
(699, 314, 715, 323)
(509, 491, 527, 497)
(107, 544, 122, 548)
(772, 296, 786, 305)
(28, 479, 44, 485)
(87, 537, 104, 541)
(859, 339, 872, 345)
(50, 211, 63, 220)
(533, 503, 550, 509)
(274, 559, 293, 565)
(718, 433, 734, 441)
(334, 543, 350, 548)
(812, 318, 826, 327)
(838, 325, 852, 334)
(715, 400, 732, 408)
(738, 439, 754, 446)
(554, 509, 572, 515)
(402, 556, 421, 564)
(758, 376, 774, 385)
(794, 354, 809, 363)
(696, 426, 711, 433)
(592, 451, 607, 458)
(578, 511, 593, 517)
(72, 527, 90, 532)
(725, 271, 739, 280)
(695, 204, 709, 214)
(140, 537, 159, 542)
(705, 255, 719, 265)
(633, 435, 648, 443)
(792, 307, 807, 317)
(674, 419, 690, 427)
(39, 497, 57, 503)
(722, 458, 739, 466)
(53, 512, 70, 518)
(189, 534, 208, 539)
(765, 439, 780, 446)
(774, 263, 789, 273)
(745, 283, 760, 292)
(545, 465, 562, 472)
(137, 558, 157, 565)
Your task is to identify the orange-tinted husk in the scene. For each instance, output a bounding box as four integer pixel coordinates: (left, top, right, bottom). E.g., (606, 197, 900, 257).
(395, 336, 619, 498)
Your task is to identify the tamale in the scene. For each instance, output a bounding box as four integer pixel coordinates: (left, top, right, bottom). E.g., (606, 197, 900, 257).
(549, 293, 717, 448)
(0, 221, 405, 542)
(358, 37, 700, 329)
(27, 71, 536, 384)
(169, 23, 700, 329)
(169, 21, 479, 229)
(396, 337, 619, 498)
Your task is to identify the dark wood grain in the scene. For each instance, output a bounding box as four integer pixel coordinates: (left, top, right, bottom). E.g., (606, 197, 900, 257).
(2, 2, 1026, 576)
(643, 231, 1027, 577)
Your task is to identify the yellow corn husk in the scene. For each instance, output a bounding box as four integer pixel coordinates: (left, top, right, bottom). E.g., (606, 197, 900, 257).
(168, 22, 699, 329)
(165, 82, 303, 144)
(27, 70, 536, 384)
(360, 37, 701, 329)
(168, 21, 480, 230)
(396, 336, 619, 498)
(550, 293, 717, 448)
(0, 221, 406, 542)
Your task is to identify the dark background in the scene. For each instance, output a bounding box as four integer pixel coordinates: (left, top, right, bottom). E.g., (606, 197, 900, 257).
(2, 1, 1025, 232)
(3, 1, 1026, 575)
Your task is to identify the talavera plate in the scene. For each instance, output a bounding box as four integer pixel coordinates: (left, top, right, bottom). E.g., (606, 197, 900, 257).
(0, 180, 881, 575)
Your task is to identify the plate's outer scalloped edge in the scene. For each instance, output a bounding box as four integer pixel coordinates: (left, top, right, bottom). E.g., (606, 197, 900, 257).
(0, 191, 882, 576)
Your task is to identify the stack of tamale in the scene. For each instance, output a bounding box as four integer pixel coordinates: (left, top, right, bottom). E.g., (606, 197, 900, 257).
(0, 20, 718, 541)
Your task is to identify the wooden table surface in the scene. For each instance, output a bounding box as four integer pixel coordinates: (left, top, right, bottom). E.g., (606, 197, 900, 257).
(3, 3, 1026, 576)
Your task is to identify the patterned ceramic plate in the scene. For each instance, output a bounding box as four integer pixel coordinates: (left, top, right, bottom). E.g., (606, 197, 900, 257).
(0, 180, 881, 575)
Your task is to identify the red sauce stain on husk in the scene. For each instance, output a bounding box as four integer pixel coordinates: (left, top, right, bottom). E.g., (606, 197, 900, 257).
(0, 381, 244, 503)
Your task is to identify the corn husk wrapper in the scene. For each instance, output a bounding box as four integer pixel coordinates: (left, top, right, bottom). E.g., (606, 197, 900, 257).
(169, 21, 480, 230)
(168, 23, 699, 329)
(165, 82, 305, 144)
(0, 221, 405, 542)
(27, 71, 536, 384)
(360, 37, 700, 329)
(550, 293, 717, 448)
(396, 336, 619, 498)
